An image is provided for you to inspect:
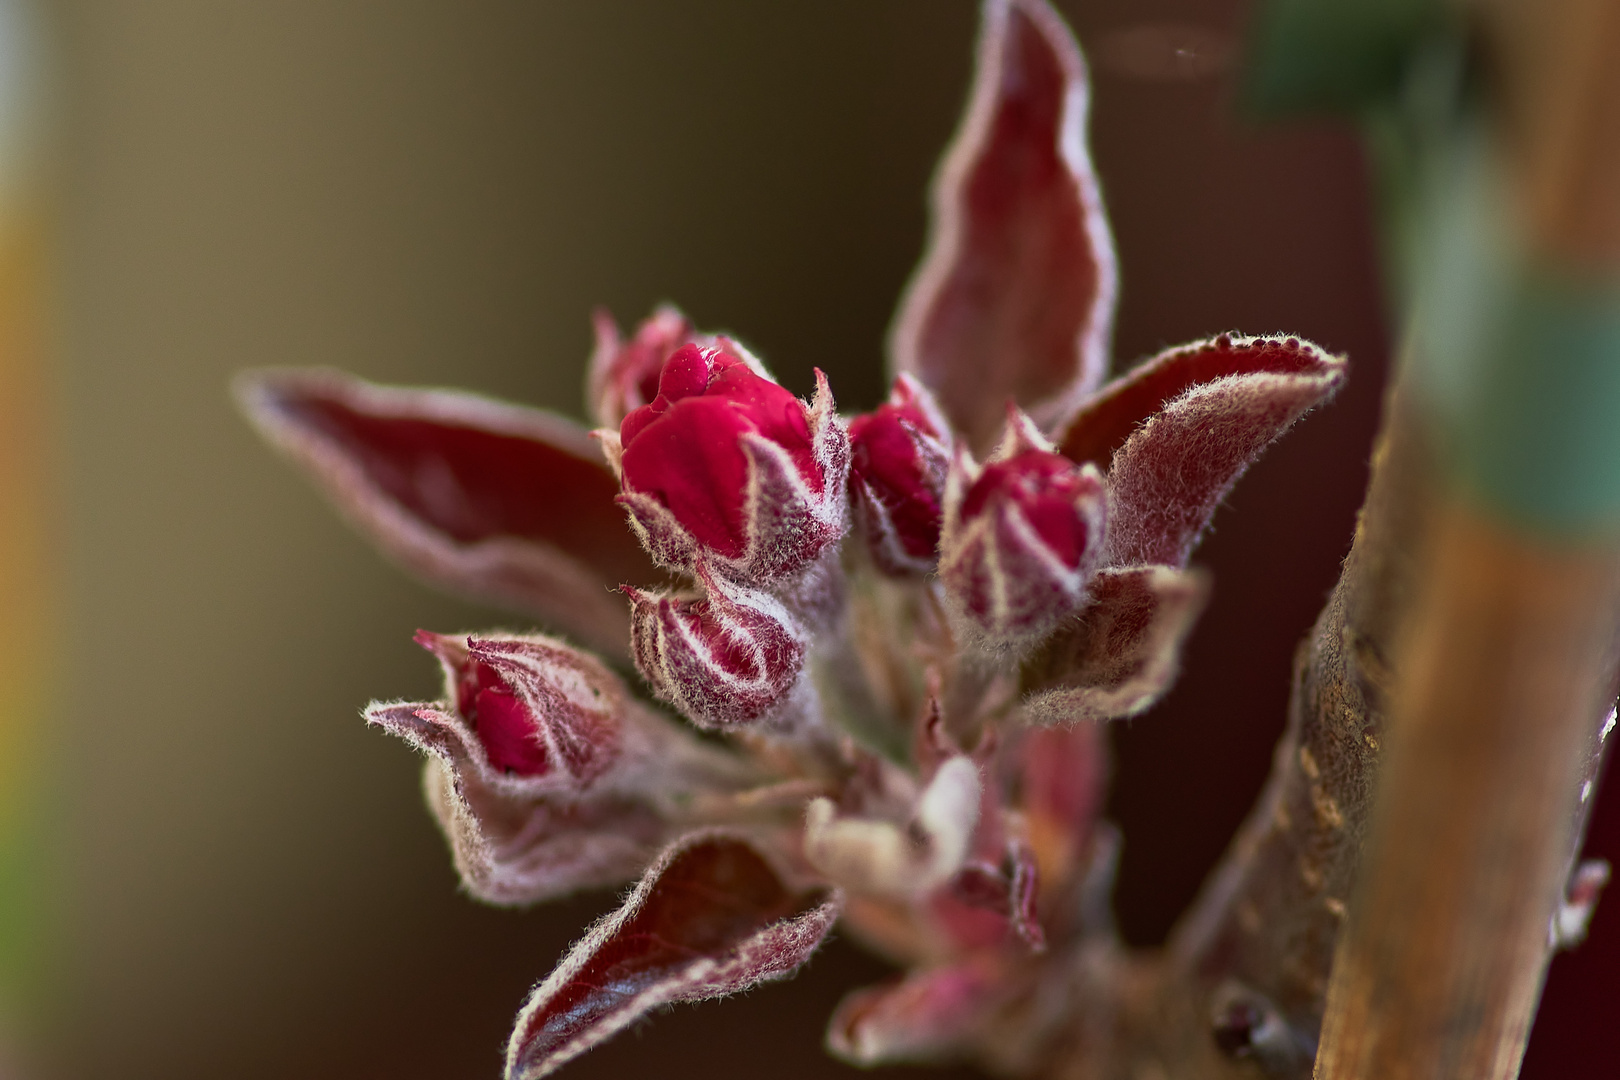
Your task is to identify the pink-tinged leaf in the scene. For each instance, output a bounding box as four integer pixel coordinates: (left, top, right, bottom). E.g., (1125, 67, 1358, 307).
(1022, 565, 1210, 724)
(1056, 334, 1345, 567)
(236, 369, 656, 659)
(890, 0, 1116, 452)
(1057, 332, 1345, 470)
(1019, 723, 1105, 892)
(369, 703, 673, 904)
(506, 833, 841, 1080)
(366, 633, 756, 904)
(932, 841, 1046, 952)
(826, 959, 1010, 1067)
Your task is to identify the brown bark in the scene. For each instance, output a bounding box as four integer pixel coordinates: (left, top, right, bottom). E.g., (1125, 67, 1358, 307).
(1314, 503, 1619, 1079)
(1114, 393, 1435, 1080)
(1046, 382, 1612, 1080)
(1030, 391, 1437, 1080)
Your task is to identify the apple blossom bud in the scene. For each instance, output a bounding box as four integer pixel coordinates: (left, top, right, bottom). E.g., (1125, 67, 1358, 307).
(614, 341, 848, 584)
(586, 305, 697, 430)
(624, 573, 807, 728)
(414, 630, 622, 782)
(940, 411, 1106, 651)
(848, 374, 952, 575)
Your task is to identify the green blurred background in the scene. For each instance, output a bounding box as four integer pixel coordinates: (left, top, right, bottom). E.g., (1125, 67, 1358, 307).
(0, 0, 1607, 1077)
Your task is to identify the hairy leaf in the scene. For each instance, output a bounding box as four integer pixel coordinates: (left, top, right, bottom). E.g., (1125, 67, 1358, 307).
(1054, 335, 1345, 567)
(1057, 332, 1345, 471)
(890, 0, 1115, 452)
(366, 633, 754, 904)
(236, 369, 656, 658)
(1022, 565, 1210, 723)
(506, 834, 840, 1079)
(826, 959, 1010, 1067)
(368, 703, 671, 904)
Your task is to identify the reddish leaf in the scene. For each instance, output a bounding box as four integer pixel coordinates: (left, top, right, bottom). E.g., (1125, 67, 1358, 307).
(932, 841, 1046, 952)
(236, 369, 657, 658)
(367, 703, 673, 904)
(368, 694, 755, 905)
(506, 834, 841, 1079)
(890, 0, 1116, 452)
(1057, 332, 1346, 471)
(826, 959, 1010, 1067)
(1022, 565, 1209, 724)
(1019, 724, 1106, 892)
(365, 633, 756, 904)
(1055, 335, 1344, 568)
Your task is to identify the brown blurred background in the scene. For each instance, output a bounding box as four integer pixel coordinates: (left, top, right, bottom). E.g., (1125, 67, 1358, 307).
(18, 0, 1613, 1076)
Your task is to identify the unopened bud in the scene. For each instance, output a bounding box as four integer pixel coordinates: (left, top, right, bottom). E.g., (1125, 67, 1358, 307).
(624, 572, 807, 728)
(612, 341, 848, 584)
(414, 630, 623, 782)
(586, 305, 697, 429)
(939, 411, 1106, 651)
(848, 374, 952, 575)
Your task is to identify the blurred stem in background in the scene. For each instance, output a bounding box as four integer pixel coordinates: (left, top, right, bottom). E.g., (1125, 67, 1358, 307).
(1249, 0, 1620, 1075)
(0, 0, 54, 1061)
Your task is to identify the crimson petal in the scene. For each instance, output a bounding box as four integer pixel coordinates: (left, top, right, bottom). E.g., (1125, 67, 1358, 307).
(506, 834, 841, 1079)
(467, 637, 623, 783)
(890, 0, 1116, 453)
(1055, 334, 1345, 568)
(1022, 565, 1210, 724)
(236, 369, 657, 658)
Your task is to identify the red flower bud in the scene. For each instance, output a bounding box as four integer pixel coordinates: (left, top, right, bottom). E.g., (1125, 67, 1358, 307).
(940, 411, 1106, 651)
(586, 305, 697, 429)
(414, 630, 622, 781)
(610, 341, 848, 584)
(848, 374, 952, 575)
(624, 572, 807, 728)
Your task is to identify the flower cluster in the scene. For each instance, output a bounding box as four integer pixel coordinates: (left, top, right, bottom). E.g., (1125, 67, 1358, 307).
(238, 2, 1344, 1076)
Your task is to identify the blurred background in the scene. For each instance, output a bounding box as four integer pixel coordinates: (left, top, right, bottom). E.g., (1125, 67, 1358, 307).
(0, 0, 1609, 1076)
